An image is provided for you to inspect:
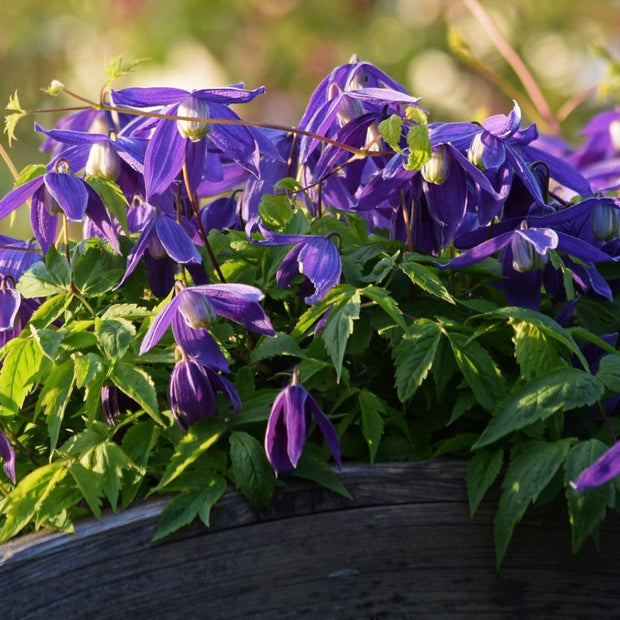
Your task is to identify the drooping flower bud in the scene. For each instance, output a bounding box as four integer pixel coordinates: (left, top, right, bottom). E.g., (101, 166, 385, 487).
(511, 230, 549, 272)
(421, 145, 452, 185)
(177, 96, 211, 142)
(468, 132, 486, 170)
(85, 139, 121, 180)
(592, 200, 620, 241)
(178, 288, 217, 328)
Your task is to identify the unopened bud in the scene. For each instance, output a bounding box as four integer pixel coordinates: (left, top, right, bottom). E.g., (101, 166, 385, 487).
(178, 289, 217, 328)
(592, 200, 620, 241)
(177, 96, 211, 142)
(85, 140, 121, 180)
(468, 132, 486, 170)
(511, 233, 548, 272)
(421, 145, 451, 185)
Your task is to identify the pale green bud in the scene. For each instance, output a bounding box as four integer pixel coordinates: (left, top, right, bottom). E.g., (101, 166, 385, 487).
(468, 132, 486, 170)
(610, 120, 620, 152)
(421, 145, 451, 185)
(178, 289, 217, 328)
(592, 200, 620, 241)
(177, 97, 211, 142)
(85, 140, 121, 180)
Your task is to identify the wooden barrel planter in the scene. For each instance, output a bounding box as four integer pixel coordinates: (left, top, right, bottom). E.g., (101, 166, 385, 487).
(1, 460, 619, 619)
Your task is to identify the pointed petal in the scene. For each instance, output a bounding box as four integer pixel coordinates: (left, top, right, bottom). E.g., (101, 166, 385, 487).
(139, 294, 183, 354)
(118, 219, 155, 287)
(572, 441, 620, 490)
(296, 238, 341, 304)
(192, 85, 265, 103)
(482, 101, 521, 138)
(44, 172, 89, 221)
(0, 287, 20, 331)
(285, 386, 308, 468)
(265, 391, 294, 474)
(205, 367, 241, 411)
(307, 393, 342, 469)
(112, 87, 188, 107)
(155, 216, 201, 264)
(441, 230, 515, 269)
(0, 430, 16, 483)
(0, 176, 44, 220)
(172, 313, 229, 372)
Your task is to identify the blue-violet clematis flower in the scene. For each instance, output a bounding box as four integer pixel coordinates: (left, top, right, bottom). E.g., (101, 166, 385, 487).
(0, 430, 16, 483)
(264, 370, 341, 476)
(169, 355, 241, 431)
(112, 84, 266, 199)
(139, 282, 276, 360)
(571, 440, 620, 491)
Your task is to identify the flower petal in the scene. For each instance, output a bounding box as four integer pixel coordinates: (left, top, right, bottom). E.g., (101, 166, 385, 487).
(572, 441, 620, 491)
(44, 172, 89, 221)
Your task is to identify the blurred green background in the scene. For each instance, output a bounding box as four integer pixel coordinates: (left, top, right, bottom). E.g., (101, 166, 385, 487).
(0, 0, 618, 232)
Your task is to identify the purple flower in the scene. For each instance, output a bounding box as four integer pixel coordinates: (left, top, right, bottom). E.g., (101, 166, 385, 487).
(169, 356, 240, 431)
(264, 372, 341, 476)
(571, 441, 620, 491)
(0, 430, 16, 483)
(112, 84, 266, 199)
(139, 283, 276, 357)
(0, 276, 20, 331)
(250, 224, 342, 304)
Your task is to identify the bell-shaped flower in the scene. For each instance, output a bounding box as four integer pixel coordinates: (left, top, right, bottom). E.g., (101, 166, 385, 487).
(0, 430, 16, 483)
(169, 355, 241, 431)
(140, 282, 276, 357)
(111, 84, 267, 199)
(571, 440, 620, 491)
(264, 371, 341, 476)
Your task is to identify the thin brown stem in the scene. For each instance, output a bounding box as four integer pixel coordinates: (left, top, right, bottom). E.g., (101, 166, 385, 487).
(461, 0, 561, 135)
(0, 142, 19, 181)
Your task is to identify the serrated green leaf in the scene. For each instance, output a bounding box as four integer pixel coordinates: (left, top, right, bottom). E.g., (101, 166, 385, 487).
(322, 289, 360, 381)
(104, 55, 149, 82)
(495, 440, 572, 568)
(473, 369, 604, 449)
(36, 360, 75, 453)
(72, 240, 125, 296)
(13, 163, 47, 188)
(95, 317, 136, 359)
(565, 439, 614, 553)
(69, 462, 104, 518)
(85, 175, 129, 233)
(28, 293, 70, 330)
(73, 352, 107, 389)
(101, 303, 152, 320)
(250, 331, 305, 362)
(90, 441, 138, 510)
(258, 194, 294, 229)
(229, 430, 275, 511)
(110, 362, 162, 425)
(156, 419, 225, 491)
(359, 391, 386, 463)
(153, 477, 227, 541)
(394, 320, 441, 402)
(292, 285, 356, 339)
(400, 258, 455, 304)
(0, 337, 42, 418)
(404, 123, 432, 171)
(0, 461, 67, 542)
(466, 447, 504, 516)
(509, 319, 562, 381)
(361, 285, 408, 330)
(4, 91, 26, 145)
(378, 114, 404, 154)
(448, 332, 506, 413)
(17, 246, 71, 297)
(29, 325, 65, 361)
(597, 354, 620, 393)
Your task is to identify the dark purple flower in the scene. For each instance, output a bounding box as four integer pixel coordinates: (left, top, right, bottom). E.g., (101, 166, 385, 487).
(168, 356, 241, 431)
(112, 84, 266, 199)
(0, 430, 16, 483)
(264, 372, 341, 476)
(139, 282, 276, 356)
(571, 441, 620, 491)
(0, 276, 20, 331)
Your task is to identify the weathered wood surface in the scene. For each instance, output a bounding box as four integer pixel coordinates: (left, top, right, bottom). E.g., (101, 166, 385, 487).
(0, 460, 619, 619)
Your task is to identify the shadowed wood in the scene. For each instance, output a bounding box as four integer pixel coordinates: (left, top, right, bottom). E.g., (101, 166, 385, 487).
(0, 460, 619, 619)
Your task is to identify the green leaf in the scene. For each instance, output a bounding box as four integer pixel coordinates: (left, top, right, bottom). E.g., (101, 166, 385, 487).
(4, 90, 26, 145)
(29, 325, 65, 361)
(490, 307, 588, 370)
(90, 441, 139, 510)
(35, 360, 75, 453)
(258, 194, 294, 229)
(495, 440, 572, 568)
(473, 369, 605, 449)
(292, 285, 356, 339)
(72, 239, 125, 295)
(0, 461, 67, 542)
(359, 391, 386, 463)
(85, 175, 129, 233)
(400, 257, 455, 304)
(509, 318, 562, 381)
(152, 477, 227, 541)
(466, 447, 504, 516)
(597, 354, 620, 393)
(27, 292, 70, 329)
(110, 362, 163, 425)
(73, 352, 107, 389)
(14, 163, 46, 187)
(293, 449, 352, 499)
(0, 337, 43, 418)
(250, 331, 305, 362)
(17, 245, 71, 297)
(95, 317, 136, 359)
(393, 319, 441, 402)
(378, 114, 404, 154)
(361, 285, 408, 330)
(104, 55, 149, 83)
(321, 288, 360, 380)
(447, 332, 506, 413)
(156, 419, 225, 491)
(69, 462, 104, 518)
(404, 123, 432, 171)
(231, 389, 279, 424)
(229, 430, 275, 511)
(565, 439, 615, 553)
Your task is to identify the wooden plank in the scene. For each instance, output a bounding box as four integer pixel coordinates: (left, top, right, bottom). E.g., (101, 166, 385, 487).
(0, 460, 618, 618)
